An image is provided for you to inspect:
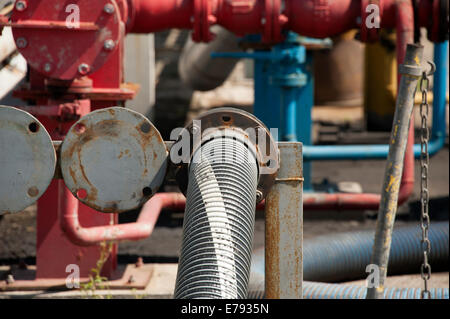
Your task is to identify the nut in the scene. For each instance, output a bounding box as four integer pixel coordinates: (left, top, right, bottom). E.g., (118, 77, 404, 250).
(256, 190, 263, 202)
(43, 63, 52, 73)
(103, 3, 115, 14)
(15, 0, 27, 11)
(103, 40, 115, 51)
(78, 63, 90, 75)
(16, 37, 28, 49)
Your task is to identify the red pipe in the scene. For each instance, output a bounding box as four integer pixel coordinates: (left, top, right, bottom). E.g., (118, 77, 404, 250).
(394, 0, 415, 208)
(59, 182, 186, 246)
(126, 0, 417, 211)
(285, 0, 360, 38)
(303, 0, 415, 211)
(128, 0, 194, 33)
(128, 0, 418, 40)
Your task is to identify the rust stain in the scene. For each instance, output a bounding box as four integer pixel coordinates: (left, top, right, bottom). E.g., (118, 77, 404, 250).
(86, 186, 98, 202)
(265, 190, 280, 299)
(69, 166, 78, 185)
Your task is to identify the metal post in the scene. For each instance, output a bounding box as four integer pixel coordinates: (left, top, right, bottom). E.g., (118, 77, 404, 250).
(366, 43, 424, 299)
(265, 142, 303, 298)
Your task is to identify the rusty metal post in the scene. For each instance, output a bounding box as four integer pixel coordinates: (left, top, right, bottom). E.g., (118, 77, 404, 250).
(366, 43, 424, 299)
(265, 142, 303, 299)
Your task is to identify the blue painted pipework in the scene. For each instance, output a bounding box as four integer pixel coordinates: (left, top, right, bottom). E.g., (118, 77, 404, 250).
(248, 281, 449, 299)
(304, 41, 448, 161)
(213, 37, 448, 189)
(213, 33, 315, 189)
(413, 40, 448, 157)
(251, 222, 449, 283)
(248, 222, 449, 299)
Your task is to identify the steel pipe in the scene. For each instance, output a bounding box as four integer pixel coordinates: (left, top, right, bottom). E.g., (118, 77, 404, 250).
(367, 43, 424, 299)
(178, 25, 242, 91)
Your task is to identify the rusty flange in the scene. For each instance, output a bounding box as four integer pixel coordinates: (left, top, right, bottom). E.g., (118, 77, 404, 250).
(0, 106, 56, 215)
(60, 107, 168, 213)
(171, 107, 279, 202)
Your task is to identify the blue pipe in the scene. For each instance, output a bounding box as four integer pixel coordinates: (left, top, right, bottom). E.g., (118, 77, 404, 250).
(413, 40, 448, 157)
(248, 281, 449, 299)
(301, 282, 448, 299)
(249, 222, 449, 299)
(303, 41, 448, 161)
(283, 88, 298, 141)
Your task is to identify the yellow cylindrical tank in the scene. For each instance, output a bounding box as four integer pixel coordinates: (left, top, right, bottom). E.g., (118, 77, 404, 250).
(364, 29, 397, 131)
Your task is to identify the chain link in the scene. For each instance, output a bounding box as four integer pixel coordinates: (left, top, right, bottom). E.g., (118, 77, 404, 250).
(419, 71, 431, 299)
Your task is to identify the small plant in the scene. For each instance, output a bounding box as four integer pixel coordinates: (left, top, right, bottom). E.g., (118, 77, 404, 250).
(131, 288, 148, 299)
(80, 241, 113, 299)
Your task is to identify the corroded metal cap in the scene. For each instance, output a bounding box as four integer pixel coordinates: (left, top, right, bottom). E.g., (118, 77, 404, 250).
(61, 107, 168, 213)
(0, 106, 56, 215)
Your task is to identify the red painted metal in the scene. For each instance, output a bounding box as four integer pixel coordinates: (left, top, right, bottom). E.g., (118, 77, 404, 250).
(394, 0, 416, 208)
(15, 100, 90, 119)
(10, 0, 123, 80)
(6, 1, 133, 279)
(36, 181, 117, 278)
(127, 0, 441, 42)
(60, 191, 186, 246)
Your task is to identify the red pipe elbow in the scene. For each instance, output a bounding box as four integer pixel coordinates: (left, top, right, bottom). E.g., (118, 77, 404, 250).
(59, 181, 185, 246)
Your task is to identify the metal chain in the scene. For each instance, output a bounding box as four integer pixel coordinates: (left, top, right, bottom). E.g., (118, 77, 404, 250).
(419, 70, 431, 299)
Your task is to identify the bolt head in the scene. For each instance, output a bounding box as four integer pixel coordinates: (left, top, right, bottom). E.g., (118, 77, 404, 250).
(256, 190, 263, 202)
(16, 37, 27, 49)
(78, 63, 90, 75)
(191, 125, 200, 135)
(261, 17, 266, 25)
(103, 39, 115, 51)
(43, 63, 52, 73)
(104, 3, 115, 14)
(15, 0, 27, 11)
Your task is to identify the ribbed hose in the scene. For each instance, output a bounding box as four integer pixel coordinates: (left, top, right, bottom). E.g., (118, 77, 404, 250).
(174, 136, 259, 299)
(248, 222, 449, 299)
(251, 222, 449, 283)
(248, 280, 449, 299)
